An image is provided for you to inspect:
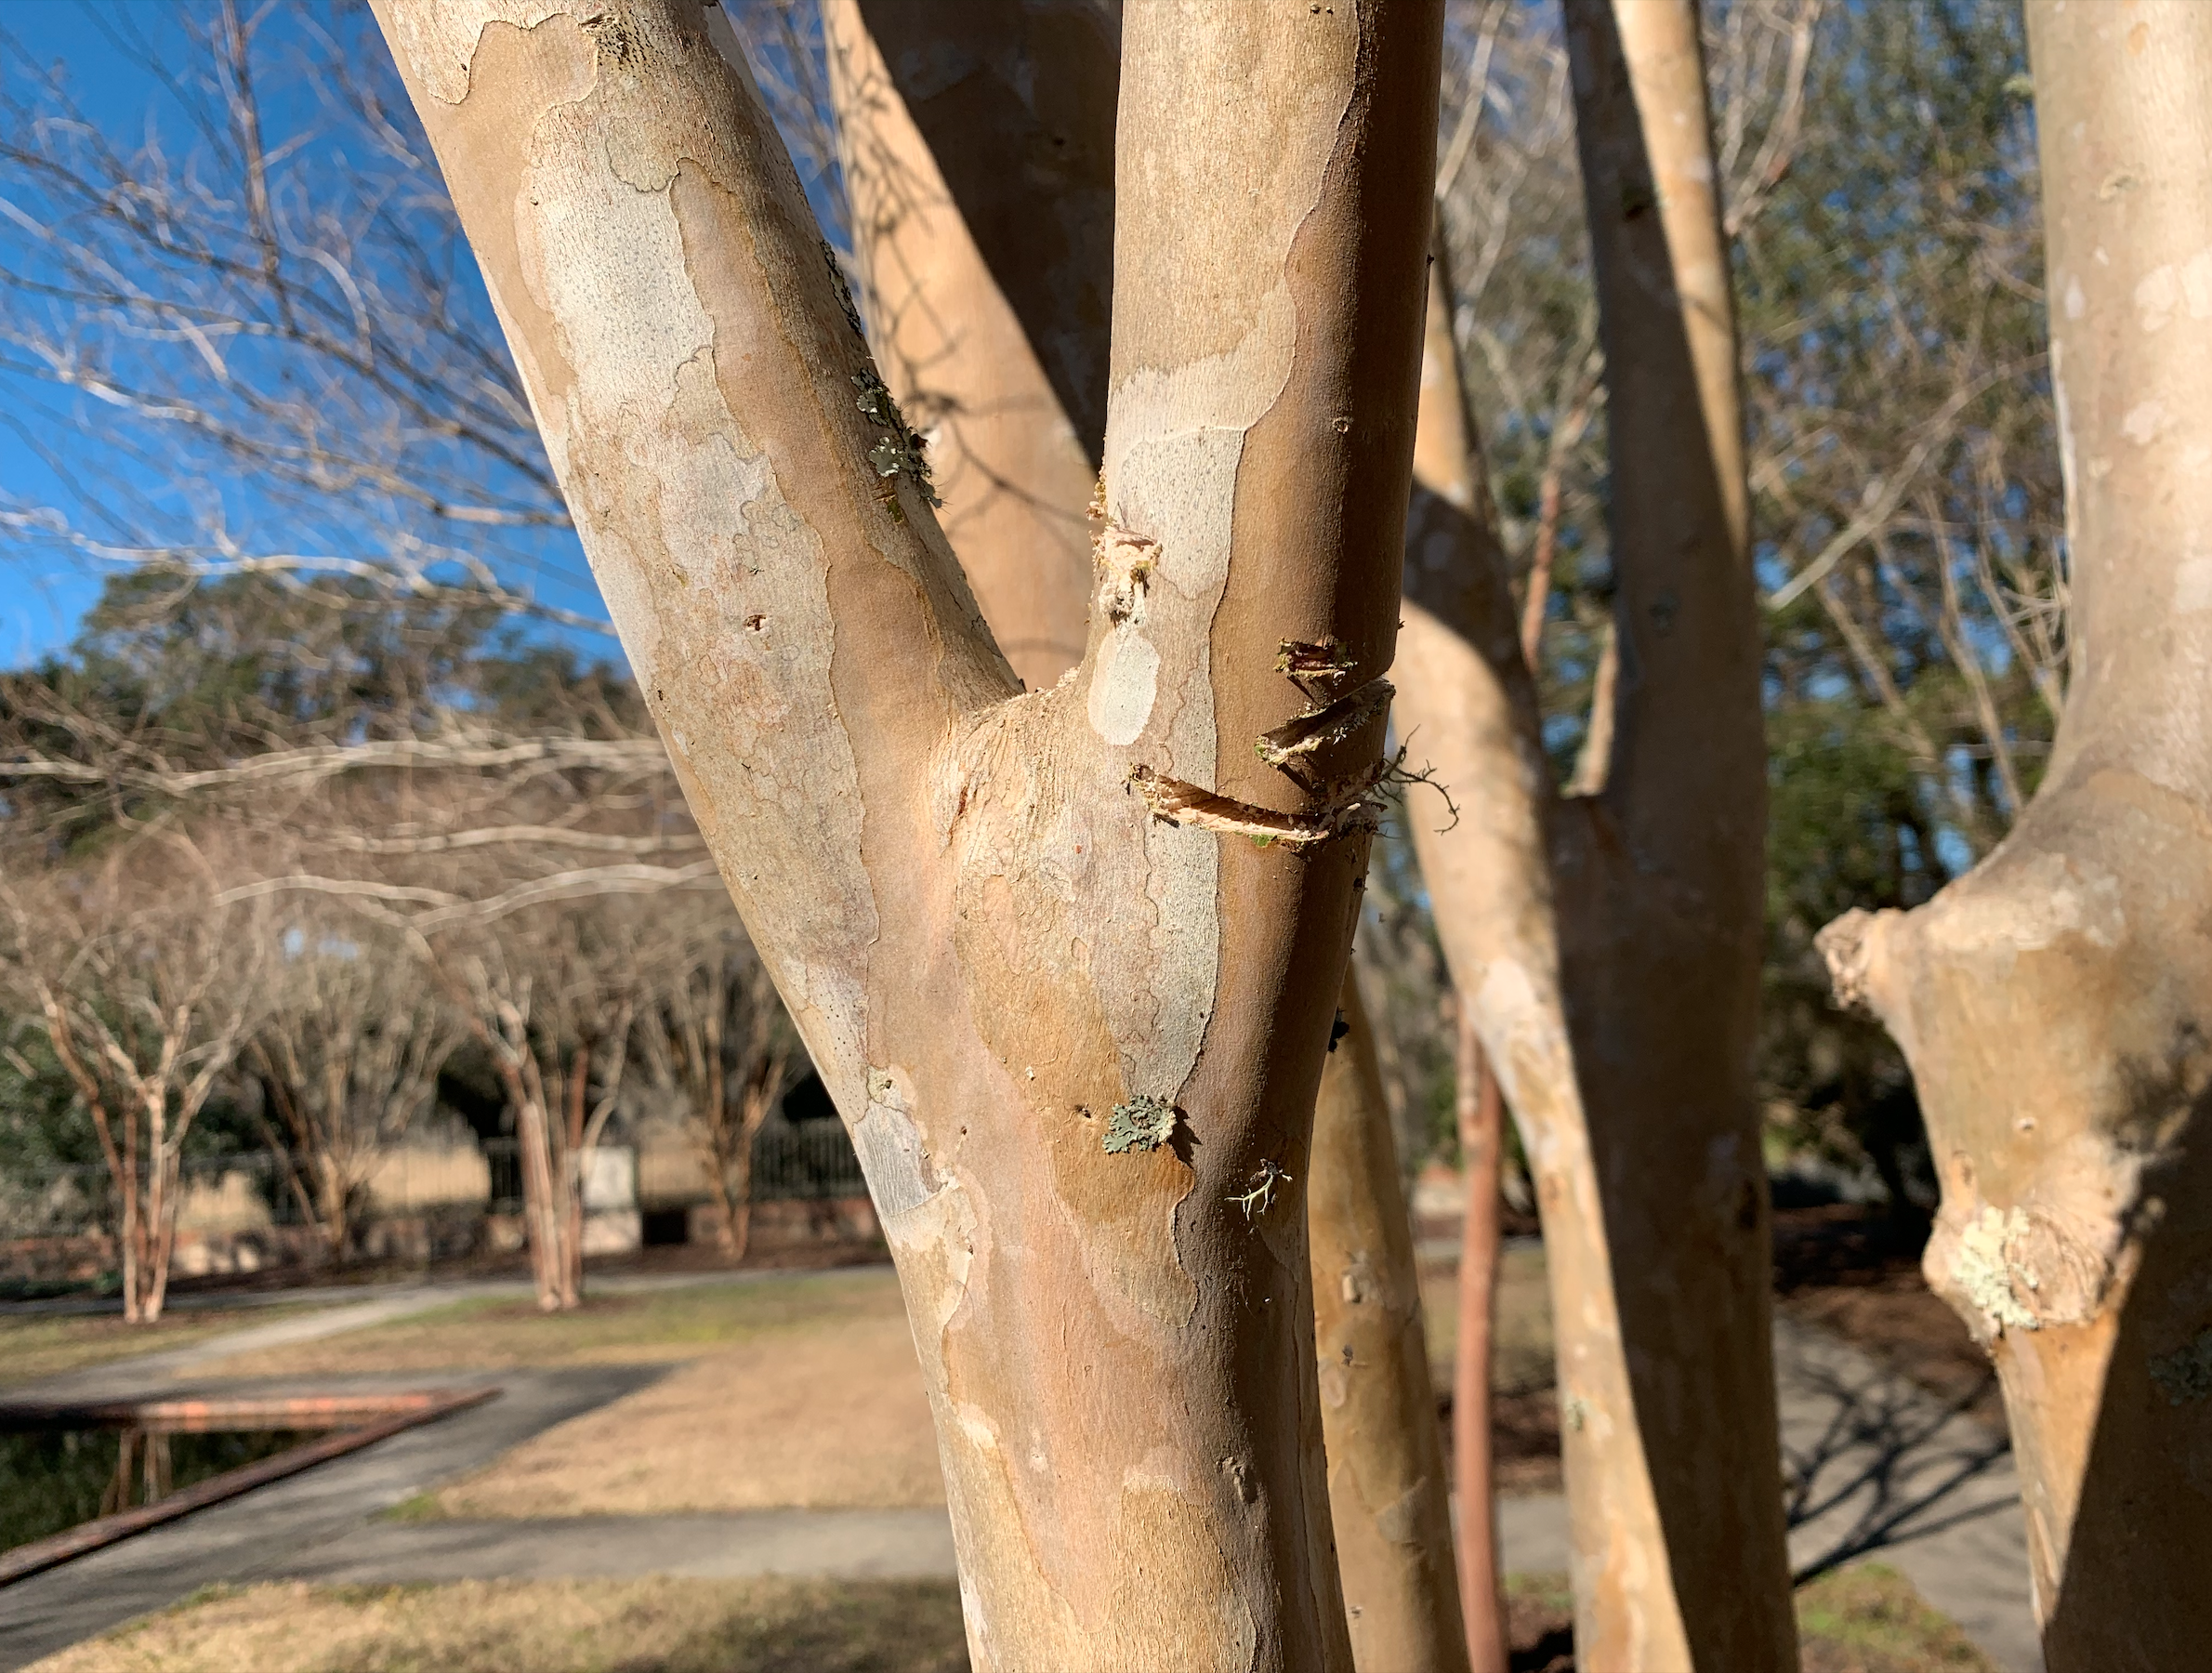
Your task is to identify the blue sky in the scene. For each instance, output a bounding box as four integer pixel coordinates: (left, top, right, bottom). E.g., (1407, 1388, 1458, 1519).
(1, 3, 126, 665)
(0, 0, 620, 671)
(0, 1, 856, 675)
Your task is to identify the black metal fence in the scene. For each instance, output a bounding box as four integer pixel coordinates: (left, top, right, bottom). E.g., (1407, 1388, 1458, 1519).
(481, 1121, 865, 1217)
(4, 1119, 868, 1242)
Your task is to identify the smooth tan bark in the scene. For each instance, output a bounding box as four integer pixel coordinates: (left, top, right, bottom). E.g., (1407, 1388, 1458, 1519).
(822, 0, 1114, 692)
(1449, 1016, 1507, 1673)
(1310, 972, 1472, 1673)
(1395, 4, 1797, 1660)
(823, 17, 1480, 1662)
(371, 3, 1442, 1666)
(1820, 7, 2212, 1666)
(1399, 243, 1688, 1666)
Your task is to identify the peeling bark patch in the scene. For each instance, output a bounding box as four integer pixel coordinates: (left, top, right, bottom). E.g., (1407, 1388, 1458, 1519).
(2150, 1329, 2212, 1404)
(1094, 524, 1158, 626)
(1274, 636, 1358, 692)
(1088, 626, 1161, 746)
(1128, 760, 1387, 849)
(854, 1073, 943, 1218)
(1253, 678, 1394, 768)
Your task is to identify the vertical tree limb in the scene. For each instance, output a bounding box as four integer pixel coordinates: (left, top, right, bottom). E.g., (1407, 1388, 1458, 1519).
(1310, 970, 1472, 1673)
(1821, 7, 2212, 1665)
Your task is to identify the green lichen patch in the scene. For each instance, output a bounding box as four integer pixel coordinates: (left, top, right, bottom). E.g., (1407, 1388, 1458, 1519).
(2151, 1328, 2212, 1405)
(851, 370, 942, 509)
(1103, 1095, 1178, 1155)
(1953, 1205, 2040, 1337)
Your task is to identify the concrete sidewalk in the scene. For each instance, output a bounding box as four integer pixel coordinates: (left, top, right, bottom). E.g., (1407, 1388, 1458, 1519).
(1774, 1315, 2037, 1673)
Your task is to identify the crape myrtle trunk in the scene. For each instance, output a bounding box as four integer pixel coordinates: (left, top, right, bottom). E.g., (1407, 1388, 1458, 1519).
(1821, 7, 2212, 1666)
(371, 2, 1443, 1666)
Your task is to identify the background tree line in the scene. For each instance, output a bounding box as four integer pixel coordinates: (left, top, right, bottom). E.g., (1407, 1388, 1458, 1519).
(0, 0, 2051, 1306)
(0, 570, 797, 1317)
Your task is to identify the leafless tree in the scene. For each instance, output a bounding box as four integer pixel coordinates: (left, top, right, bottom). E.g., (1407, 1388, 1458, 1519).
(637, 914, 797, 1261)
(245, 909, 462, 1260)
(0, 834, 261, 1322)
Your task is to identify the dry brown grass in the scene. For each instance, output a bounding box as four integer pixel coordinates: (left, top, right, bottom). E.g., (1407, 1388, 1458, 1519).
(27, 1577, 969, 1673)
(432, 1307, 944, 1515)
(195, 1270, 903, 1379)
(0, 1305, 310, 1389)
(1504, 1563, 1997, 1672)
(1417, 1241, 1557, 1398)
(31, 1567, 1990, 1673)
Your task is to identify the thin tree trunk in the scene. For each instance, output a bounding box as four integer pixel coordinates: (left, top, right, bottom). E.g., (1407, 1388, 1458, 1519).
(1556, 6, 1797, 1658)
(562, 1040, 588, 1307)
(119, 1089, 143, 1325)
(1451, 1015, 1506, 1673)
(821, 0, 1114, 694)
(510, 1063, 565, 1313)
(374, 3, 1444, 1662)
(1394, 4, 1798, 1651)
(1399, 233, 1689, 1664)
(1820, 7, 2212, 1666)
(1310, 970, 1471, 1673)
(146, 1100, 180, 1323)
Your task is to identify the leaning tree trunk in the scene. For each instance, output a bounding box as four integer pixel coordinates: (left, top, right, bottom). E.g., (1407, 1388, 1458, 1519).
(1449, 1017, 1506, 1673)
(827, 12, 1473, 1662)
(1310, 971, 1471, 1673)
(822, 0, 1114, 694)
(1818, 7, 2212, 1666)
(1393, 3, 1797, 1660)
(372, 3, 1443, 1664)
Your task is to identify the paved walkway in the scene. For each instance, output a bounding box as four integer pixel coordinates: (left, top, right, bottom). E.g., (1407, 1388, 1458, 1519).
(1, 1271, 2039, 1673)
(1774, 1316, 2037, 1673)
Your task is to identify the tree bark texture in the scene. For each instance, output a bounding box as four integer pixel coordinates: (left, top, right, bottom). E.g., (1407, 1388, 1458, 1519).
(1819, 7, 2212, 1666)
(1450, 1015, 1507, 1673)
(371, 3, 1443, 1666)
(823, 14, 1481, 1662)
(1310, 970, 1471, 1673)
(822, 0, 1115, 693)
(1393, 4, 1797, 1661)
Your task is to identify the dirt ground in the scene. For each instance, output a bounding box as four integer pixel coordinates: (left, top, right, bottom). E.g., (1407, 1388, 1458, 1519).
(1770, 1206, 2001, 1425)
(428, 1307, 945, 1516)
(419, 1248, 1559, 1519)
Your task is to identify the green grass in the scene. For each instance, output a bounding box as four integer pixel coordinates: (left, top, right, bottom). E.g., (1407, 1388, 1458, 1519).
(1505, 1565, 1998, 1671)
(197, 1269, 905, 1377)
(0, 1302, 311, 1389)
(375, 1493, 448, 1524)
(1797, 1562, 1999, 1671)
